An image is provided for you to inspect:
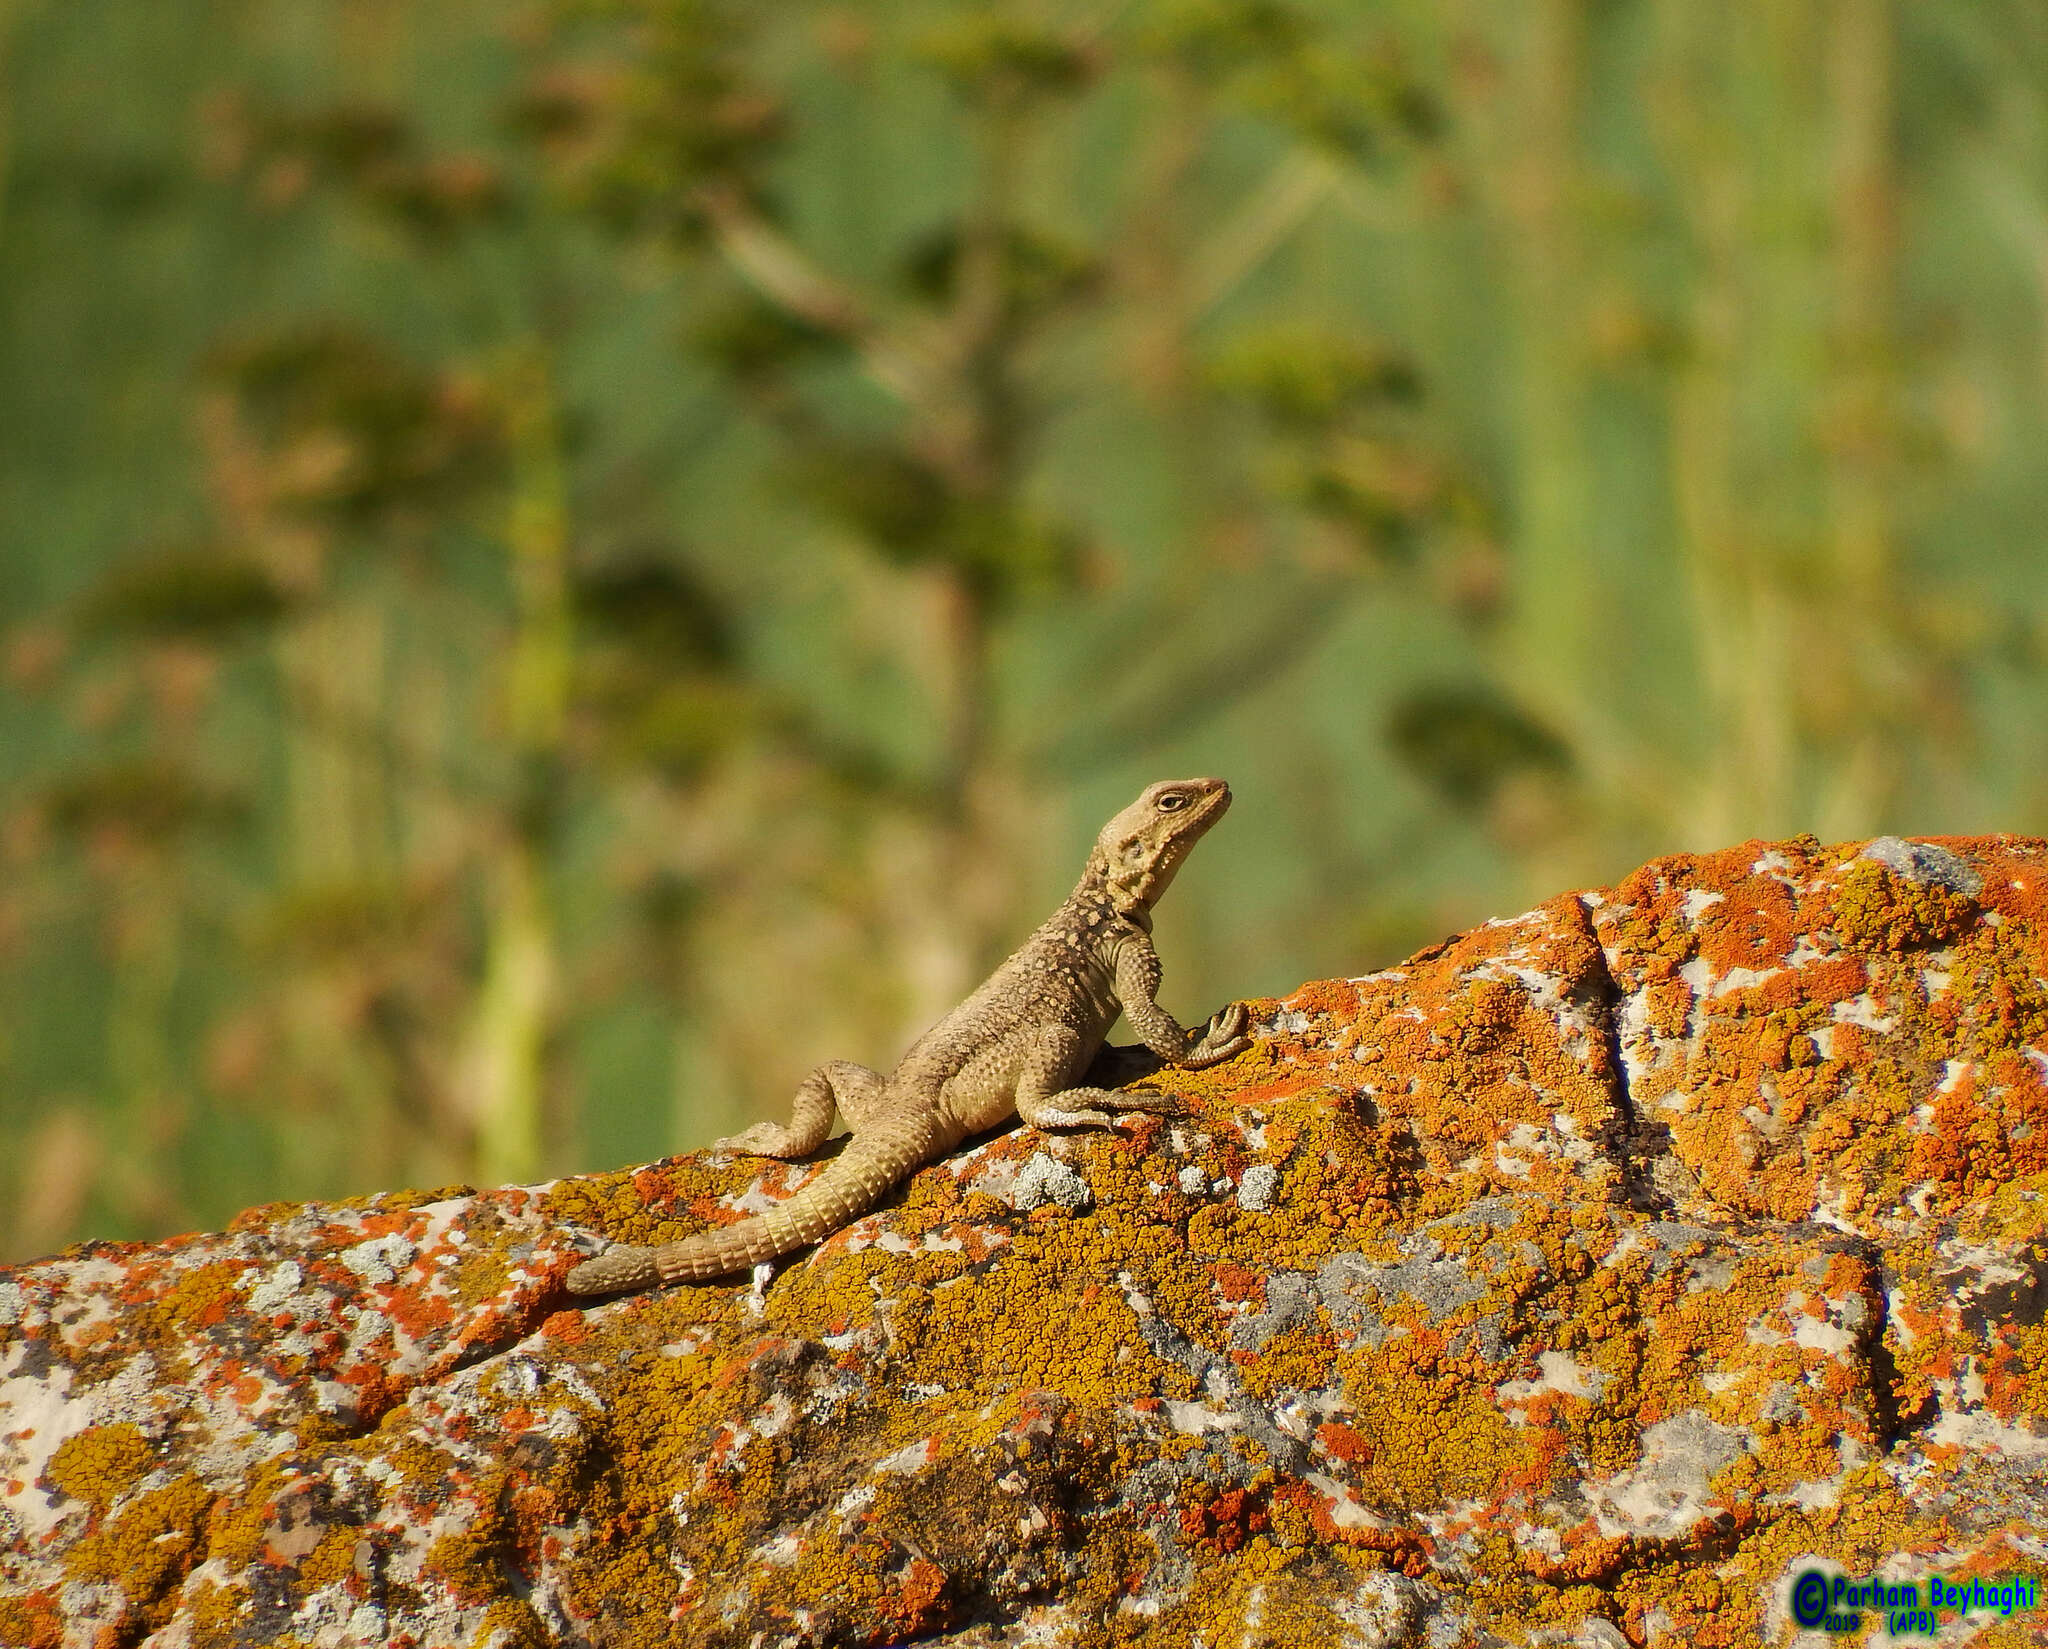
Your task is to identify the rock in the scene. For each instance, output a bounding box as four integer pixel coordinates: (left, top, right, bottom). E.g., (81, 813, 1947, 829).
(4, 834, 2048, 1648)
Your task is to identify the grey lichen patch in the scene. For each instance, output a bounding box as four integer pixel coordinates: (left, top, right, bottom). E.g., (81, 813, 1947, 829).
(1585, 1410, 1749, 1540)
(1236, 1164, 1280, 1212)
(1228, 1273, 1320, 1352)
(1011, 1153, 1092, 1213)
(241, 1262, 303, 1314)
(1320, 1239, 1486, 1331)
(1224, 1240, 1497, 1357)
(339, 1235, 417, 1285)
(1859, 836, 1984, 899)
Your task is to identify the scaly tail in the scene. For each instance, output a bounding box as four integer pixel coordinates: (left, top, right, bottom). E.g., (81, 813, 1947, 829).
(565, 1116, 937, 1294)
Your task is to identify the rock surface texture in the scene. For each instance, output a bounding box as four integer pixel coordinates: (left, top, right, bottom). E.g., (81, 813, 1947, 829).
(5, 834, 2048, 1648)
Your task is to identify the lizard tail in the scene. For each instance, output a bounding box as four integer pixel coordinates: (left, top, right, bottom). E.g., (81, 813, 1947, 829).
(564, 1118, 936, 1294)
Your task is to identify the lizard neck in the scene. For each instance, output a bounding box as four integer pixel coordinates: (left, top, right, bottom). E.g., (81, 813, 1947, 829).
(1076, 851, 1155, 931)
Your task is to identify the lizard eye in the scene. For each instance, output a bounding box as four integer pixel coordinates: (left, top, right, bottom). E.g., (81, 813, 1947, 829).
(1156, 793, 1189, 812)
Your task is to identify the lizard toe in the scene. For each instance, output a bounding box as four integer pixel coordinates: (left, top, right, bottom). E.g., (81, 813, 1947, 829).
(1101, 1087, 1183, 1116)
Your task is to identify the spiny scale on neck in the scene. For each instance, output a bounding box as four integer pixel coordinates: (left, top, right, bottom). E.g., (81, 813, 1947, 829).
(1071, 859, 1151, 934)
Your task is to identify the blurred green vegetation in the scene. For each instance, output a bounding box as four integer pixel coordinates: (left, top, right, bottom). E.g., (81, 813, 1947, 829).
(3, 0, 2045, 1261)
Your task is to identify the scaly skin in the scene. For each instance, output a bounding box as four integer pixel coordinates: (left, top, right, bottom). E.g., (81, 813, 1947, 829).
(565, 778, 1251, 1295)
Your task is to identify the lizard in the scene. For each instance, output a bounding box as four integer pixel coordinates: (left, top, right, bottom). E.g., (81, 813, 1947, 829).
(565, 776, 1251, 1294)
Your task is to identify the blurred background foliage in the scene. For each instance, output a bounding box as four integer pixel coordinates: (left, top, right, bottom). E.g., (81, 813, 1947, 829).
(3, 0, 2047, 1261)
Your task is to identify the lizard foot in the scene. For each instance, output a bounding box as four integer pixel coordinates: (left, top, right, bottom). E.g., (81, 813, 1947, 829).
(1024, 1086, 1181, 1128)
(1096, 1087, 1186, 1117)
(713, 1121, 817, 1158)
(1183, 1001, 1251, 1068)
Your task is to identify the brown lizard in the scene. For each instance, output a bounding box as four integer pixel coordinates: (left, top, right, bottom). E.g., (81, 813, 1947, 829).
(565, 777, 1250, 1294)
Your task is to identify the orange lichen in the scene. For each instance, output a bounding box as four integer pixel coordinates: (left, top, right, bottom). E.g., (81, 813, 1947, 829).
(0, 1590, 59, 1649)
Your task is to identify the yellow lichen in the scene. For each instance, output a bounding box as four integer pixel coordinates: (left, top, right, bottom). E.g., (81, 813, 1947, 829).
(0, 1592, 57, 1649)
(63, 1474, 214, 1635)
(1830, 858, 1981, 952)
(44, 1423, 155, 1514)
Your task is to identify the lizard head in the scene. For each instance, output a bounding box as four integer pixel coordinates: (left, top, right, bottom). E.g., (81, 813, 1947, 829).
(1092, 777, 1232, 916)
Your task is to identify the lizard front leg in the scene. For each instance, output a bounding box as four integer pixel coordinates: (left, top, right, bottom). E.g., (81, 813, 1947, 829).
(1111, 936, 1251, 1068)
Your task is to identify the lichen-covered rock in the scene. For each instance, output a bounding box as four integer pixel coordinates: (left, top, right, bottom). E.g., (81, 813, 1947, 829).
(5, 834, 2048, 1648)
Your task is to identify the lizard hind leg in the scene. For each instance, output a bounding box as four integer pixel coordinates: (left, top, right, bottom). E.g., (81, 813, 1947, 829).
(1019, 1084, 1185, 1129)
(1078, 1084, 1186, 1115)
(714, 1060, 883, 1157)
(1013, 1028, 1183, 1131)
